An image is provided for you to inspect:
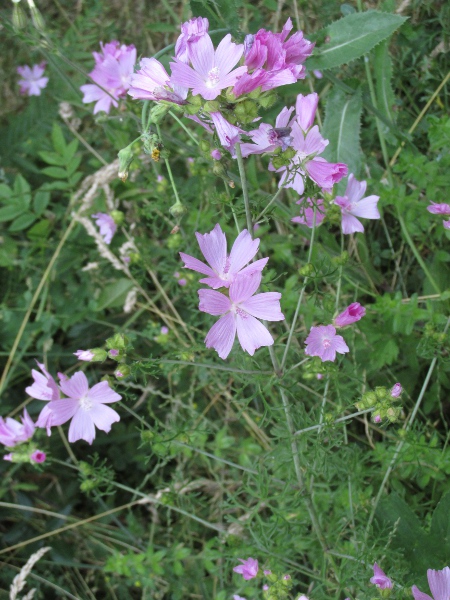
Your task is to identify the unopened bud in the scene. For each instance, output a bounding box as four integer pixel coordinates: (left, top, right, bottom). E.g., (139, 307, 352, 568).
(169, 201, 187, 219)
(89, 348, 108, 362)
(248, 87, 262, 100)
(29, 1, 45, 31)
(258, 91, 276, 109)
(390, 382, 402, 398)
(203, 100, 220, 113)
(118, 144, 134, 181)
(375, 386, 387, 400)
(199, 140, 210, 153)
(12, 3, 27, 28)
(114, 364, 131, 379)
(149, 103, 170, 124)
(299, 263, 314, 277)
(110, 210, 125, 226)
(234, 100, 258, 124)
(106, 333, 129, 351)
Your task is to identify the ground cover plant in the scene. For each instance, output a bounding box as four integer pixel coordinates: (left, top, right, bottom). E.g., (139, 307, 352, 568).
(0, 0, 449, 598)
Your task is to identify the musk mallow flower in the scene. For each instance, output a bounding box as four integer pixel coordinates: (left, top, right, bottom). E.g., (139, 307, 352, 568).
(233, 557, 259, 580)
(128, 57, 187, 104)
(36, 371, 121, 445)
(292, 197, 325, 229)
(92, 213, 117, 244)
(295, 93, 319, 132)
(175, 17, 209, 63)
(390, 383, 402, 398)
(199, 272, 284, 359)
(0, 409, 35, 448)
(334, 174, 380, 234)
(370, 563, 393, 589)
(17, 62, 49, 96)
(334, 302, 366, 327)
(179, 224, 268, 289)
(80, 41, 136, 114)
(26, 361, 60, 402)
(210, 112, 244, 157)
(240, 106, 294, 157)
(169, 33, 247, 100)
(74, 350, 94, 362)
(427, 203, 450, 230)
(412, 566, 450, 600)
(30, 450, 46, 463)
(304, 325, 349, 362)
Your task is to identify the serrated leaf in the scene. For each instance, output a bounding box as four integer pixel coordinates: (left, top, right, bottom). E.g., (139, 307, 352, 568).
(33, 190, 50, 216)
(322, 87, 363, 180)
(374, 39, 396, 123)
(306, 11, 407, 70)
(96, 279, 135, 311)
(9, 212, 36, 232)
(52, 123, 67, 154)
(42, 166, 68, 179)
(39, 151, 67, 166)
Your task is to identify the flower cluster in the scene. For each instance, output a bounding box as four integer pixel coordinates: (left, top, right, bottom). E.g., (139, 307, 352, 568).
(0, 409, 46, 464)
(370, 563, 450, 600)
(179, 224, 284, 359)
(232, 557, 294, 598)
(17, 62, 48, 96)
(355, 382, 403, 423)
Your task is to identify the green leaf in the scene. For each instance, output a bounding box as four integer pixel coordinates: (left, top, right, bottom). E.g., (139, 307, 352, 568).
(27, 219, 51, 239)
(39, 151, 67, 166)
(66, 155, 82, 176)
(306, 11, 407, 70)
(8, 212, 36, 232)
(13, 175, 31, 205)
(374, 39, 396, 123)
(51, 123, 67, 155)
(33, 190, 51, 216)
(42, 166, 68, 179)
(63, 138, 79, 163)
(0, 205, 27, 222)
(430, 491, 450, 559)
(322, 87, 363, 180)
(68, 172, 83, 187)
(96, 279, 135, 311)
(147, 23, 177, 33)
(0, 184, 12, 199)
(190, 0, 242, 33)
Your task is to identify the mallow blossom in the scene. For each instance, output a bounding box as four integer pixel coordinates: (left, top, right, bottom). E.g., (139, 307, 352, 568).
(370, 563, 393, 589)
(74, 350, 94, 362)
(292, 197, 325, 229)
(17, 62, 49, 96)
(334, 302, 366, 327)
(240, 106, 294, 157)
(174, 17, 209, 63)
(199, 272, 284, 359)
(128, 57, 187, 105)
(304, 325, 349, 362)
(92, 213, 117, 244)
(233, 557, 259, 580)
(334, 174, 380, 234)
(0, 409, 35, 448)
(179, 224, 268, 289)
(426, 202, 450, 230)
(80, 41, 136, 114)
(412, 566, 450, 600)
(390, 383, 402, 398)
(170, 33, 247, 100)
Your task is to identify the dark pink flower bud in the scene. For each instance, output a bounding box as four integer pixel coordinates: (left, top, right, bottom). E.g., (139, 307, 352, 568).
(370, 563, 393, 589)
(334, 303, 366, 327)
(390, 383, 402, 398)
(31, 450, 46, 463)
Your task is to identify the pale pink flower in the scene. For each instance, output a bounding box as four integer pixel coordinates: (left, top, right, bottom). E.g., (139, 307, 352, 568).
(26, 361, 60, 402)
(334, 174, 380, 234)
(264, 569, 272, 575)
(304, 325, 349, 362)
(233, 596, 247, 600)
(233, 557, 259, 580)
(36, 371, 121, 444)
(80, 41, 136, 114)
(74, 350, 94, 361)
(92, 213, 117, 244)
(211, 149, 222, 160)
(0, 409, 35, 447)
(370, 563, 393, 589)
(240, 106, 294, 157)
(199, 272, 284, 359)
(334, 302, 366, 327)
(412, 566, 450, 600)
(3, 454, 13, 462)
(17, 62, 49, 96)
(444, 221, 450, 230)
(292, 197, 325, 228)
(178, 278, 187, 286)
(263, 585, 269, 591)
(161, 326, 169, 335)
(390, 383, 402, 398)
(179, 224, 268, 289)
(128, 57, 187, 104)
(30, 450, 46, 463)
(295, 93, 319, 132)
(426, 203, 450, 215)
(170, 33, 247, 100)
(175, 17, 209, 63)
(210, 112, 244, 157)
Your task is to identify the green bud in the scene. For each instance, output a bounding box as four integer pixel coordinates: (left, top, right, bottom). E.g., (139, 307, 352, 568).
(80, 479, 97, 492)
(184, 102, 201, 115)
(203, 100, 220, 113)
(235, 100, 259, 124)
(30, 4, 45, 31)
(108, 348, 122, 361)
(118, 144, 134, 181)
(114, 364, 131, 379)
(90, 348, 108, 362)
(141, 430, 154, 443)
(361, 391, 377, 408)
(12, 4, 28, 28)
(266, 573, 278, 583)
(332, 250, 349, 266)
(386, 406, 401, 422)
(169, 201, 187, 219)
(248, 87, 262, 100)
(224, 88, 237, 102)
(213, 162, 227, 179)
(199, 140, 211, 153)
(149, 103, 170, 124)
(375, 386, 387, 400)
(167, 233, 182, 249)
(106, 333, 129, 351)
(299, 263, 314, 277)
(258, 91, 277, 109)
(110, 210, 125, 226)
(188, 94, 203, 107)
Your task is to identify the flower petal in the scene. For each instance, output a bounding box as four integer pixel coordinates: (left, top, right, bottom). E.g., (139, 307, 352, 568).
(195, 224, 227, 274)
(87, 380, 122, 404)
(412, 586, 433, 600)
(88, 404, 120, 433)
(229, 272, 262, 304)
(198, 289, 231, 315)
(236, 313, 274, 356)
(428, 567, 450, 600)
(179, 252, 216, 277)
(60, 371, 90, 400)
(68, 410, 96, 444)
(228, 229, 260, 274)
(240, 292, 284, 321)
(205, 312, 236, 359)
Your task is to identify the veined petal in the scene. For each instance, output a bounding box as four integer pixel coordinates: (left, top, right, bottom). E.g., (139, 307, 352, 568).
(68, 410, 96, 444)
(238, 257, 269, 278)
(189, 33, 215, 77)
(428, 567, 450, 600)
(179, 252, 216, 277)
(89, 404, 120, 433)
(199, 275, 232, 289)
(341, 213, 364, 234)
(60, 371, 90, 400)
(87, 380, 122, 404)
(195, 224, 227, 274)
(169, 60, 205, 91)
(411, 586, 433, 600)
(37, 398, 79, 428)
(345, 173, 367, 202)
(240, 292, 284, 321)
(229, 272, 262, 304)
(228, 229, 260, 274)
(350, 196, 380, 219)
(236, 313, 274, 356)
(198, 289, 231, 315)
(205, 312, 237, 359)
(215, 34, 244, 76)
(303, 125, 328, 155)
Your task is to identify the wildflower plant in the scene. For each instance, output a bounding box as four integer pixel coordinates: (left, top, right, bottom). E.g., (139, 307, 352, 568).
(1, 0, 450, 598)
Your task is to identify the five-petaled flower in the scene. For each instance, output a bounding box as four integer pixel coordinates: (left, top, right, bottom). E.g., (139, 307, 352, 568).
(17, 62, 49, 96)
(304, 325, 349, 362)
(335, 174, 380, 234)
(412, 566, 450, 600)
(233, 557, 259, 580)
(0, 409, 35, 448)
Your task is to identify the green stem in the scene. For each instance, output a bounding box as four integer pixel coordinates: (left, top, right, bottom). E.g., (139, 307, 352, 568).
(294, 408, 373, 436)
(235, 143, 253, 234)
(156, 124, 181, 204)
(169, 111, 199, 145)
(255, 185, 285, 222)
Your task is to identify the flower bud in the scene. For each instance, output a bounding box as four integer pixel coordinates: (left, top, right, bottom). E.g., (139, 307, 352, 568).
(118, 144, 134, 181)
(30, 450, 46, 463)
(110, 210, 125, 226)
(299, 263, 314, 277)
(203, 100, 220, 113)
(375, 386, 387, 400)
(149, 103, 170, 124)
(234, 100, 258, 124)
(29, 2, 45, 31)
(258, 91, 277, 109)
(114, 365, 131, 379)
(106, 333, 129, 351)
(12, 3, 27, 28)
(199, 140, 211, 153)
(108, 348, 122, 361)
(390, 383, 402, 398)
(169, 201, 187, 219)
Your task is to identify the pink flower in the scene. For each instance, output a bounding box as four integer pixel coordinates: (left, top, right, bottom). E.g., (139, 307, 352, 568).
(199, 272, 284, 359)
(334, 174, 380, 234)
(170, 33, 247, 100)
(92, 213, 117, 244)
(426, 203, 450, 215)
(30, 450, 46, 464)
(36, 371, 121, 445)
(161, 326, 169, 335)
(179, 224, 268, 289)
(390, 383, 402, 398)
(0, 409, 35, 447)
(233, 557, 259, 580)
(80, 41, 136, 114)
(292, 197, 325, 228)
(175, 17, 209, 63)
(412, 566, 450, 600)
(211, 149, 222, 160)
(370, 563, 393, 589)
(304, 325, 349, 362)
(295, 93, 319, 132)
(17, 62, 49, 96)
(74, 350, 94, 362)
(334, 302, 366, 327)
(444, 221, 450, 230)
(210, 112, 244, 157)
(263, 585, 269, 591)
(233, 596, 247, 600)
(26, 361, 60, 402)
(240, 106, 294, 157)
(128, 57, 187, 104)
(178, 278, 187, 286)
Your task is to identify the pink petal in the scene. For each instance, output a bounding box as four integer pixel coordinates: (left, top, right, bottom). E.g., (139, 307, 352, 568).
(428, 567, 450, 600)
(412, 586, 433, 600)
(205, 312, 236, 359)
(215, 34, 244, 76)
(195, 224, 227, 274)
(345, 173, 367, 202)
(228, 229, 260, 274)
(238, 257, 269, 279)
(169, 60, 205, 91)
(350, 196, 380, 219)
(37, 398, 79, 428)
(240, 292, 284, 321)
(68, 409, 96, 444)
(236, 313, 274, 356)
(179, 252, 216, 277)
(189, 34, 215, 77)
(295, 93, 319, 131)
(341, 213, 364, 234)
(229, 272, 262, 304)
(198, 289, 231, 315)
(60, 371, 89, 400)
(87, 380, 122, 404)
(199, 276, 232, 289)
(88, 404, 120, 433)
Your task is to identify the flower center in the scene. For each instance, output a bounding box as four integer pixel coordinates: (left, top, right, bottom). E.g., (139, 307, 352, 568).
(323, 339, 331, 349)
(79, 395, 93, 411)
(206, 67, 220, 88)
(236, 307, 248, 319)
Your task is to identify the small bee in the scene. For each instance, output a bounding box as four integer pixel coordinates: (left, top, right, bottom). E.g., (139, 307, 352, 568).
(151, 147, 161, 162)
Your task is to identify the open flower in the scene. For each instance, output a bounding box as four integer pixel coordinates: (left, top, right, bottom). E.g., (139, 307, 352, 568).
(304, 325, 349, 362)
(17, 62, 49, 96)
(170, 33, 247, 100)
(36, 372, 121, 445)
(412, 566, 450, 600)
(0, 410, 35, 448)
(128, 57, 187, 104)
(370, 563, 393, 589)
(427, 203, 450, 230)
(179, 224, 268, 289)
(233, 557, 259, 580)
(335, 174, 380, 234)
(26, 361, 60, 402)
(199, 272, 284, 359)
(334, 302, 366, 327)
(240, 106, 294, 157)
(92, 213, 117, 244)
